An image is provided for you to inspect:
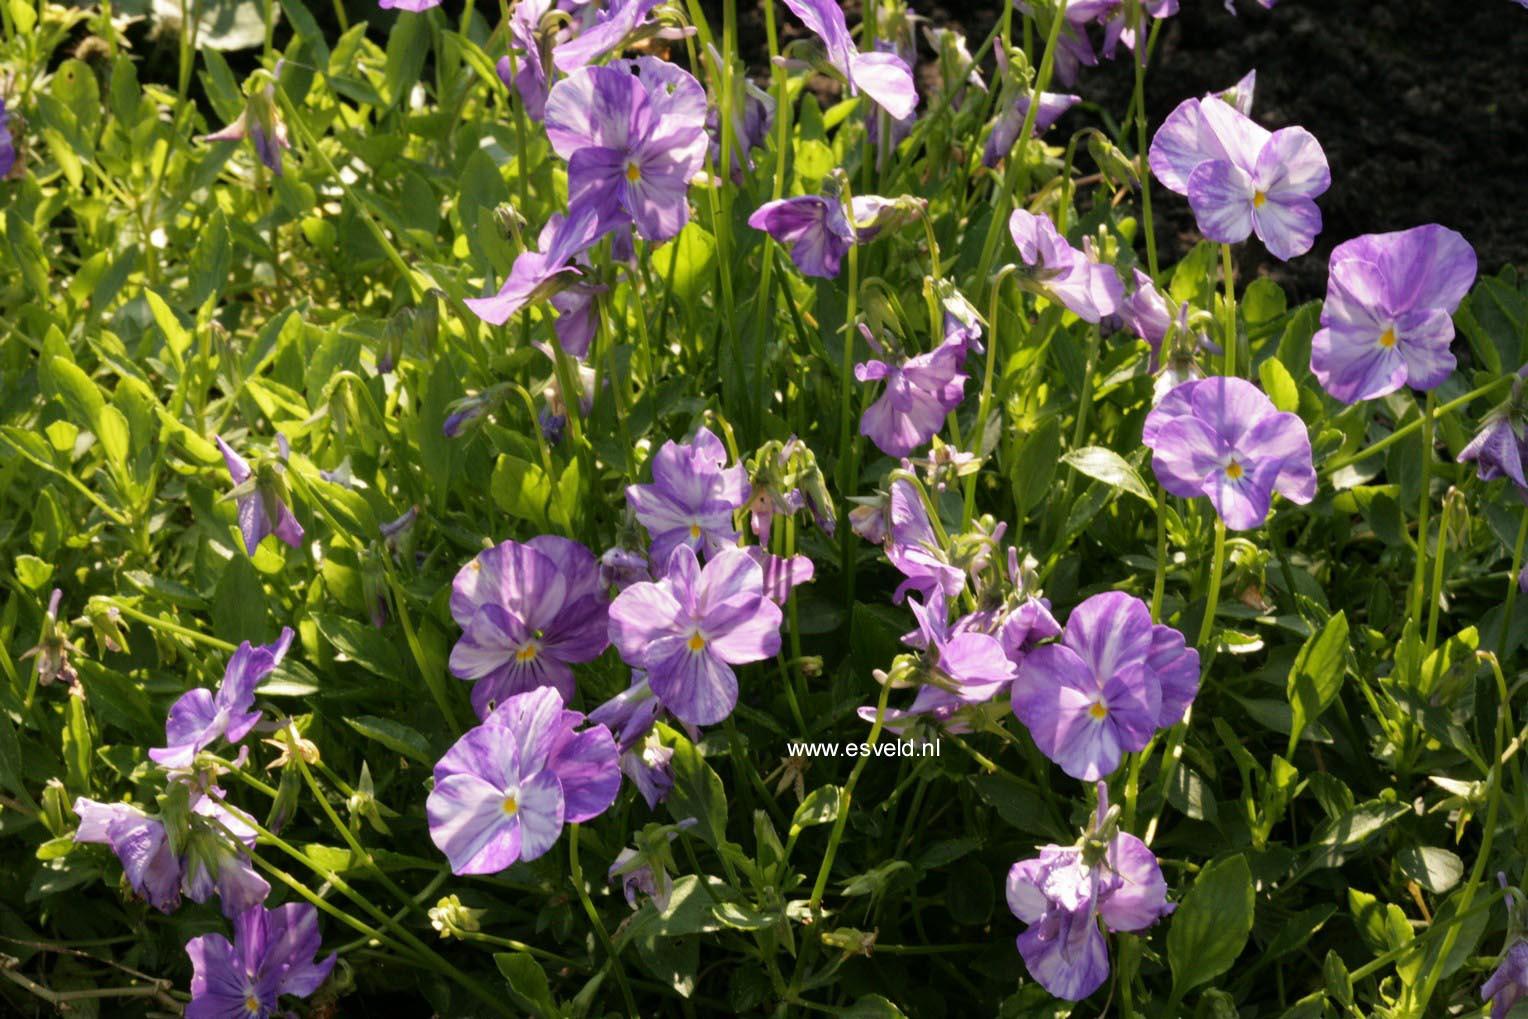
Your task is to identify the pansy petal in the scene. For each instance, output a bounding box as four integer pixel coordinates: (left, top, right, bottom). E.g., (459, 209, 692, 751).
(1186, 159, 1255, 245)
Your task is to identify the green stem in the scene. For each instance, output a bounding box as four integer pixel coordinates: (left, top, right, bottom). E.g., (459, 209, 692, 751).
(1409, 392, 1435, 629)
(837, 209, 863, 615)
(1150, 483, 1169, 622)
(569, 823, 639, 1017)
(100, 600, 237, 652)
(1219, 243, 1237, 378)
(1426, 492, 1451, 649)
(973, 0, 1070, 303)
(1323, 376, 1510, 474)
(1129, 1, 1159, 277)
(1196, 518, 1227, 649)
(963, 271, 1011, 529)
(808, 675, 893, 913)
(1500, 505, 1528, 659)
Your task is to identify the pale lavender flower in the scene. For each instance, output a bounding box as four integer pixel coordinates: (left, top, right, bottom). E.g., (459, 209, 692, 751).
(379, 0, 440, 9)
(552, 0, 661, 71)
(497, 0, 555, 121)
(856, 330, 969, 458)
(1011, 592, 1178, 780)
(885, 478, 965, 604)
(748, 194, 856, 279)
(150, 628, 293, 769)
(781, 0, 917, 119)
(202, 84, 289, 176)
(1311, 225, 1477, 404)
(902, 591, 1018, 703)
(599, 545, 652, 592)
(1150, 95, 1329, 260)
(626, 426, 750, 564)
(427, 687, 620, 874)
(449, 537, 608, 718)
(745, 547, 816, 606)
(544, 59, 708, 242)
(1459, 414, 1528, 494)
(1484, 943, 1528, 1019)
(1006, 785, 1173, 1001)
(217, 436, 303, 555)
(1143, 376, 1317, 530)
(608, 546, 783, 726)
(1008, 210, 1123, 323)
(185, 903, 335, 1019)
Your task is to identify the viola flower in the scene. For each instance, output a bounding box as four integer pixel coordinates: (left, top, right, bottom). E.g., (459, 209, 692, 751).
(885, 478, 965, 604)
(73, 800, 182, 912)
(608, 546, 783, 726)
(1008, 210, 1124, 323)
(379, 0, 440, 10)
(0, 98, 15, 178)
(150, 628, 294, 770)
(497, 0, 555, 121)
(217, 436, 303, 555)
(185, 903, 336, 1019)
(626, 425, 750, 564)
(449, 537, 608, 718)
(902, 591, 1018, 703)
(780, 0, 917, 120)
(552, 0, 662, 70)
(1311, 225, 1478, 404)
(586, 672, 676, 807)
(982, 91, 1081, 168)
(1459, 411, 1528, 495)
(745, 548, 816, 606)
(1143, 376, 1317, 530)
(1149, 95, 1329, 260)
(544, 59, 708, 242)
(427, 687, 620, 874)
(1006, 785, 1174, 1001)
(599, 545, 652, 592)
(1012, 592, 1166, 780)
(856, 329, 970, 458)
(464, 209, 602, 328)
(748, 194, 856, 279)
(1483, 942, 1528, 1019)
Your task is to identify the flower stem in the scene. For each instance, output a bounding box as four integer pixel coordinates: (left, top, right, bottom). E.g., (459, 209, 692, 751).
(837, 211, 863, 615)
(963, 271, 1011, 529)
(807, 675, 893, 914)
(568, 823, 639, 1017)
(1500, 505, 1528, 659)
(1408, 391, 1436, 630)
(1426, 491, 1452, 649)
(1150, 483, 1169, 622)
(98, 600, 237, 653)
(1195, 517, 1227, 649)
(1323, 375, 1510, 474)
(1219, 242, 1237, 378)
(1129, 0, 1159, 278)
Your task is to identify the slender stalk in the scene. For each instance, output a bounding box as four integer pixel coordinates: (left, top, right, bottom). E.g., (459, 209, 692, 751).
(1219, 243, 1237, 378)
(808, 676, 893, 913)
(1129, 0, 1159, 277)
(1324, 376, 1510, 474)
(1500, 506, 1528, 659)
(98, 600, 237, 652)
(963, 271, 1011, 528)
(1196, 518, 1227, 649)
(1150, 483, 1169, 622)
(1409, 392, 1436, 631)
(1426, 492, 1452, 649)
(569, 824, 639, 1017)
(837, 209, 864, 615)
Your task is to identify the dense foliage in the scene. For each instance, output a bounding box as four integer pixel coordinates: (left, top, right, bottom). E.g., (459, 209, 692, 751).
(3, 0, 1528, 1016)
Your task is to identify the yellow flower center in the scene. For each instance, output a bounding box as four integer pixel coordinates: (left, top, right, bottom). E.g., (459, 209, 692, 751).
(1252, 190, 1267, 209)
(516, 643, 539, 663)
(626, 162, 641, 182)
(245, 996, 261, 1015)
(689, 523, 701, 538)
(1379, 326, 1397, 348)
(1088, 701, 1108, 720)
(687, 632, 707, 652)
(1225, 460, 1244, 480)
(469, 561, 481, 572)
(502, 795, 519, 816)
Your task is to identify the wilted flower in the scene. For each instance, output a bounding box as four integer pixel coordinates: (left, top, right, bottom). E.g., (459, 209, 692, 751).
(202, 76, 289, 177)
(449, 537, 609, 718)
(217, 435, 304, 555)
(545, 59, 709, 242)
(150, 628, 293, 770)
(779, 0, 917, 120)
(1006, 784, 1173, 1000)
(1311, 225, 1477, 404)
(185, 903, 336, 1018)
(1008, 211, 1124, 323)
(608, 546, 783, 726)
(1149, 94, 1329, 260)
(1143, 376, 1317, 530)
(626, 425, 750, 564)
(856, 327, 970, 458)
(21, 589, 80, 688)
(427, 687, 620, 874)
(1012, 592, 1198, 780)
(429, 894, 486, 939)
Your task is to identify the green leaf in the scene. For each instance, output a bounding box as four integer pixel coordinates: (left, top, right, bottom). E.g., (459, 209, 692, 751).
(5, 208, 49, 299)
(649, 224, 717, 309)
(1060, 446, 1153, 503)
(842, 994, 908, 1019)
(1168, 855, 1254, 1000)
(278, 0, 330, 67)
(1394, 845, 1463, 895)
(383, 12, 430, 110)
(494, 953, 556, 1017)
(187, 209, 231, 306)
(211, 553, 269, 641)
(1305, 800, 1409, 869)
(1259, 356, 1300, 413)
(490, 455, 552, 530)
(344, 716, 433, 765)
(312, 613, 405, 678)
(790, 785, 842, 835)
(1285, 610, 1348, 758)
(661, 725, 727, 848)
(45, 356, 106, 432)
(143, 289, 192, 362)
(13, 555, 53, 591)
